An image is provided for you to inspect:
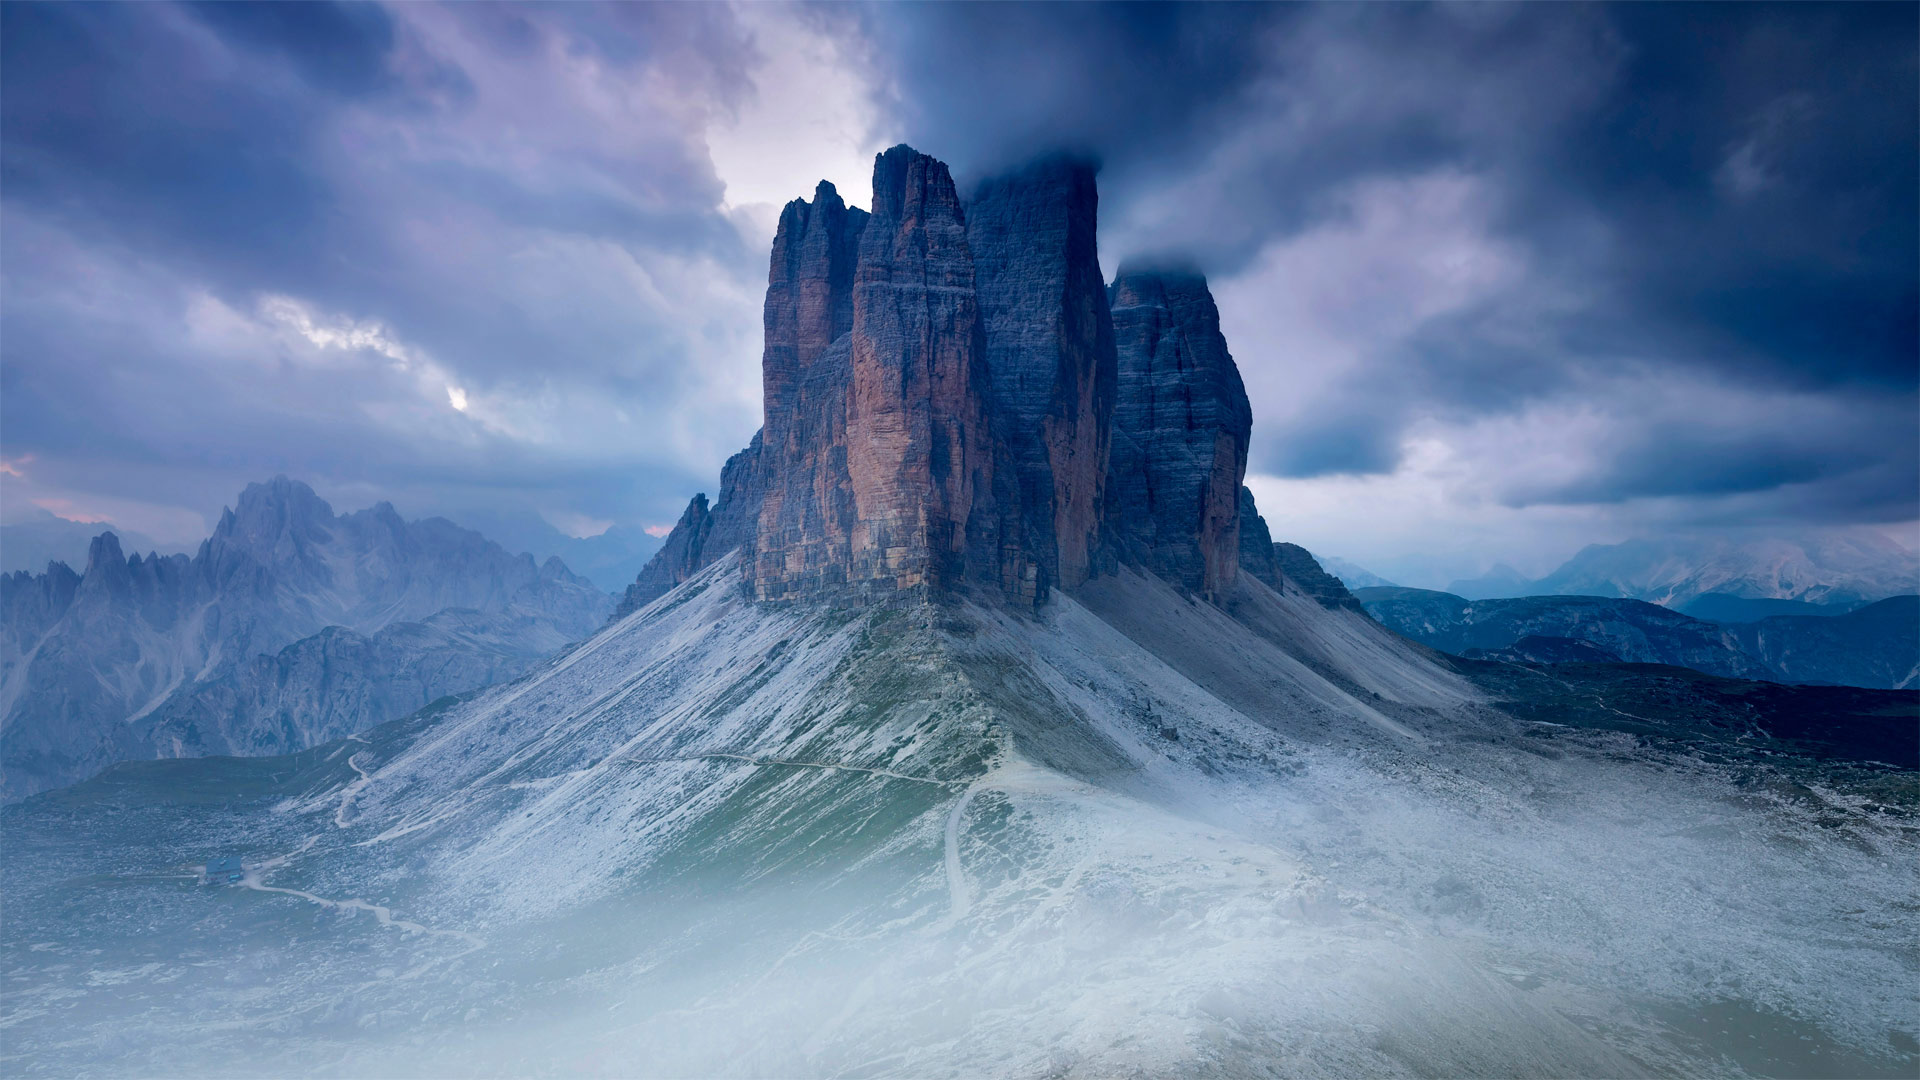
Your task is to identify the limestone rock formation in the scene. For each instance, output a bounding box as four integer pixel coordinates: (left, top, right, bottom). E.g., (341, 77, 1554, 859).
(1237, 486, 1283, 590)
(624, 146, 1268, 612)
(832, 144, 1022, 600)
(1104, 264, 1254, 600)
(1272, 543, 1367, 613)
(967, 156, 1116, 591)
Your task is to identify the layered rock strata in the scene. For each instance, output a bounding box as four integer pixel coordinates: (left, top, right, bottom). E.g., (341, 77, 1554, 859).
(967, 156, 1116, 591)
(1104, 264, 1254, 600)
(627, 146, 1267, 611)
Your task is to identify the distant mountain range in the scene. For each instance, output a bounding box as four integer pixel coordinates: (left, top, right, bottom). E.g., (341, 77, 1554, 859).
(439, 509, 664, 593)
(1319, 555, 1397, 589)
(1357, 586, 1918, 689)
(1439, 535, 1918, 616)
(0, 477, 610, 800)
(7, 143, 1913, 1079)
(0, 509, 189, 575)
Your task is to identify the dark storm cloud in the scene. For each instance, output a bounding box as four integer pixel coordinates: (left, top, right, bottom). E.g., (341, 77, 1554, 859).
(860, 2, 1918, 525)
(1, 1, 1913, 561)
(2, 1, 769, 538)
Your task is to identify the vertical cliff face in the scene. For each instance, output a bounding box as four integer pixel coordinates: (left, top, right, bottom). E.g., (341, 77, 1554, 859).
(750, 144, 1027, 602)
(1104, 265, 1255, 599)
(629, 146, 1262, 611)
(1237, 486, 1283, 590)
(751, 180, 867, 600)
(967, 157, 1117, 591)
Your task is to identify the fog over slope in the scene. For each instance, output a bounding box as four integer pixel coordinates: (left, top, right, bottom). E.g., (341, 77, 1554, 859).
(5, 555, 1913, 1077)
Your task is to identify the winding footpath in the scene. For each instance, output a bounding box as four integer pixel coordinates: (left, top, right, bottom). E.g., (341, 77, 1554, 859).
(232, 749, 486, 980)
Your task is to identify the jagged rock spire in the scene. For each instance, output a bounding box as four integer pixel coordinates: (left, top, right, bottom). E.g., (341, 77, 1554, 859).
(629, 147, 1265, 611)
(1104, 263, 1254, 600)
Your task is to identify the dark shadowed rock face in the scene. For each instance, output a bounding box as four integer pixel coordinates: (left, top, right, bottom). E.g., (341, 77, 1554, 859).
(1272, 543, 1366, 613)
(967, 157, 1116, 591)
(1237, 487, 1282, 590)
(621, 436, 766, 617)
(752, 182, 867, 601)
(1233, 489, 1364, 613)
(1105, 265, 1254, 600)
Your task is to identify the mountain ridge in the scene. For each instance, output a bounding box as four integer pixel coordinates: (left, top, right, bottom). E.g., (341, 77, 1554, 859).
(1357, 585, 1919, 689)
(0, 476, 610, 799)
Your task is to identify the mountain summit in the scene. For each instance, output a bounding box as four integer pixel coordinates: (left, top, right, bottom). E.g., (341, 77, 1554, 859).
(625, 146, 1258, 613)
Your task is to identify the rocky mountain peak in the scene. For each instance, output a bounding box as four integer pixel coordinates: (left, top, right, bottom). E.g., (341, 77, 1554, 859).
(210, 475, 336, 576)
(968, 153, 1116, 591)
(1104, 261, 1254, 600)
(83, 530, 127, 575)
(630, 145, 1262, 610)
(75, 530, 134, 600)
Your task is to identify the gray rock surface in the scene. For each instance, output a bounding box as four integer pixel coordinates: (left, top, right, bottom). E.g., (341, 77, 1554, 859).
(1236, 487, 1283, 590)
(1104, 264, 1253, 599)
(1533, 535, 1918, 611)
(968, 156, 1116, 591)
(141, 607, 577, 760)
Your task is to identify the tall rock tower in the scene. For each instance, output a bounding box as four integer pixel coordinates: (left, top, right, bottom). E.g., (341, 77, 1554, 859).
(967, 156, 1117, 592)
(625, 145, 1264, 613)
(1104, 264, 1255, 600)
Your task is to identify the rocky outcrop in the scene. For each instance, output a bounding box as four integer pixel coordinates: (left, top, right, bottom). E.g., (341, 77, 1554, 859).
(1104, 264, 1253, 599)
(0, 477, 611, 799)
(751, 181, 866, 601)
(1272, 543, 1366, 613)
(621, 437, 765, 617)
(1236, 487, 1282, 589)
(839, 145, 1023, 600)
(967, 156, 1116, 591)
(629, 146, 1270, 611)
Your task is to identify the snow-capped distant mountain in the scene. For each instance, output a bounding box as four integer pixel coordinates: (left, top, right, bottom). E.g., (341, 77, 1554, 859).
(1530, 534, 1919, 613)
(1319, 554, 1398, 590)
(0, 477, 610, 800)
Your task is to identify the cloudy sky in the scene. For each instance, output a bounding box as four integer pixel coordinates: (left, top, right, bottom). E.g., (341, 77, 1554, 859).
(3, 2, 1913, 585)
